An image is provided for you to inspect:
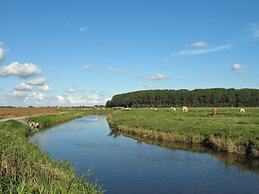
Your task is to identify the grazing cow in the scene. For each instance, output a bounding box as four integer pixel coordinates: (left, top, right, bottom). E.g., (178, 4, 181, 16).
(240, 108, 246, 113)
(182, 106, 189, 112)
(28, 121, 40, 132)
(171, 107, 177, 111)
(209, 108, 218, 116)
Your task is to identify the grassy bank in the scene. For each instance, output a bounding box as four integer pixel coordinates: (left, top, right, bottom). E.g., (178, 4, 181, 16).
(108, 108, 259, 158)
(28, 109, 111, 130)
(28, 110, 88, 129)
(0, 110, 102, 193)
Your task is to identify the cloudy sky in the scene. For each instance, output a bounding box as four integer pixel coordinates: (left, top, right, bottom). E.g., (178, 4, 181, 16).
(0, 0, 259, 106)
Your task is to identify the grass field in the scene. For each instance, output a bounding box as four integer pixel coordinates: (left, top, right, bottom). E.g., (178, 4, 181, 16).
(1, 107, 258, 192)
(108, 107, 259, 158)
(0, 110, 102, 193)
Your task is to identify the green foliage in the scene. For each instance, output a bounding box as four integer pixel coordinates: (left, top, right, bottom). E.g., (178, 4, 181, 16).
(106, 88, 259, 107)
(0, 112, 102, 193)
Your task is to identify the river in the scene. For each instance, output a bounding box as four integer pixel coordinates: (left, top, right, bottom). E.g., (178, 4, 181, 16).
(30, 115, 259, 194)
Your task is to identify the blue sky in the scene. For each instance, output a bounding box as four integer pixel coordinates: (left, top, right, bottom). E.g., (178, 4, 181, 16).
(0, 0, 259, 106)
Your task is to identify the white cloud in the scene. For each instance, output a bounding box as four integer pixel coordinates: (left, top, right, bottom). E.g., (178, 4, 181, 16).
(144, 84, 153, 89)
(2, 88, 109, 106)
(25, 92, 44, 102)
(176, 76, 186, 80)
(65, 87, 77, 93)
(0, 62, 41, 78)
(37, 84, 50, 92)
(0, 42, 5, 63)
(82, 64, 127, 73)
(83, 64, 93, 71)
(178, 43, 231, 56)
(148, 73, 170, 81)
(191, 41, 208, 49)
(10, 90, 28, 98)
(15, 82, 33, 91)
(231, 64, 245, 74)
(56, 95, 86, 105)
(26, 77, 46, 86)
(56, 92, 107, 106)
(107, 66, 128, 73)
(248, 23, 259, 38)
(79, 26, 88, 32)
(3, 90, 45, 106)
(57, 95, 65, 102)
(14, 77, 50, 92)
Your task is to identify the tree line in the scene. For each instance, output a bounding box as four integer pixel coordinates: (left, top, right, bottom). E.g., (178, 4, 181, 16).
(106, 88, 259, 107)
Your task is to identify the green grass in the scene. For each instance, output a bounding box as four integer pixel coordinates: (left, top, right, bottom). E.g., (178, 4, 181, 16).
(108, 107, 259, 157)
(2, 107, 258, 192)
(28, 109, 111, 129)
(28, 110, 88, 129)
(0, 110, 102, 194)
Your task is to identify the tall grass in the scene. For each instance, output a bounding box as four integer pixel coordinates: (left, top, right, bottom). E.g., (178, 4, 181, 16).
(0, 111, 103, 193)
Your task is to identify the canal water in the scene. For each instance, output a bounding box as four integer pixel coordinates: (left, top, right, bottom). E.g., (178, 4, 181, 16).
(30, 115, 259, 194)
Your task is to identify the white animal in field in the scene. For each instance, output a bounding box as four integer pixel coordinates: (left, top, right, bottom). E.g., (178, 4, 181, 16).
(182, 106, 189, 112)
(240, 108, 246, 113)
(171, 107, 176, 111)
(154, 108, 158, 111)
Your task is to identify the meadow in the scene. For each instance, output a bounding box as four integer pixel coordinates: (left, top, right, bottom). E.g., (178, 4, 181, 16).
(0, 110, 102, 193)
(108, 107, 259, 158)
(1, 107, 259, 193)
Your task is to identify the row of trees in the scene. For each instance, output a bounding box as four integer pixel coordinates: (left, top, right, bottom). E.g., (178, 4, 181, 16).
(106, 88, 259, 107)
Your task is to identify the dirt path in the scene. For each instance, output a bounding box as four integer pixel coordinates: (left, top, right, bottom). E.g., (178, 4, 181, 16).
(0, 116, 28, 123)
(0, 112, 66, 124)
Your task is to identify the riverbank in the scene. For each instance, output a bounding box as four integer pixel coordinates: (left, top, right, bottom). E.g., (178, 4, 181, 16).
(30, 114, 259, 194)
(0, 110, 102, 193)
(107, 108, 259, 158)
(28, 110, 89, 129)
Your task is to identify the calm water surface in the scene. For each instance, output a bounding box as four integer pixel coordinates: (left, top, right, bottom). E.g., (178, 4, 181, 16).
(30, 115, 259, 194)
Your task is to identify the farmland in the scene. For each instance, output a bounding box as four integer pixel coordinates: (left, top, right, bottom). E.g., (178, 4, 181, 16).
(0, 107, 64, 119)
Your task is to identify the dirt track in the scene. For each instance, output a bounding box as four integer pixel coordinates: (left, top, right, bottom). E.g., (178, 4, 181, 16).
(0, 112, 66, 124)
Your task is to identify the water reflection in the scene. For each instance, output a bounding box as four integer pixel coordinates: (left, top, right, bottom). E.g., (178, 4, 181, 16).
(31, 115, 259, 194)
(111, 130, 259, 173)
